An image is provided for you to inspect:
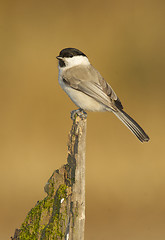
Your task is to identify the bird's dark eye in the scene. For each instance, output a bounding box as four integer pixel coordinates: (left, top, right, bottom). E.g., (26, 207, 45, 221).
(59, 59, 66, 67)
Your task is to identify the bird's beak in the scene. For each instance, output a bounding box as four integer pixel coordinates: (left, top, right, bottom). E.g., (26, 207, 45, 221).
(56, 56, 62, 60)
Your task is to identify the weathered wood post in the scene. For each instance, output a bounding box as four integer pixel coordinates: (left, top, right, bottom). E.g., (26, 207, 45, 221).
(12, 112, 87, 240)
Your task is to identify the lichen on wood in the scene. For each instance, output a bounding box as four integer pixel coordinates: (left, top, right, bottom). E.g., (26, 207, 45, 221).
(12, 113, 87, 240)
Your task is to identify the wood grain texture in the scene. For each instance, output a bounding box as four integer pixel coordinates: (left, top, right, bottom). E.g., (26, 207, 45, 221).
(12, 114, 87, 240)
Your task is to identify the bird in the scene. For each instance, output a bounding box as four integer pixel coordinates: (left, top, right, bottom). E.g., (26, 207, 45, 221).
(56, 47, 150, 143)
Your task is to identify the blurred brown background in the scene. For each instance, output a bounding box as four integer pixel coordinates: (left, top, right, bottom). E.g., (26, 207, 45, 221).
(1, 0, 165, 239)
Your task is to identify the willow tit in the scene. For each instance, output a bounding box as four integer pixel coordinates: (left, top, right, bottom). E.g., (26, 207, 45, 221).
(56, 48, 149, 142)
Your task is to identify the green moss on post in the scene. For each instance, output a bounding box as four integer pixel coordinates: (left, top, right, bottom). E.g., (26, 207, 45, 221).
(12, 114, 87, 240)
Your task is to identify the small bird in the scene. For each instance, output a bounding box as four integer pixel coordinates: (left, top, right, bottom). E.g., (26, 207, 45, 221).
(56, 48, 150, 142)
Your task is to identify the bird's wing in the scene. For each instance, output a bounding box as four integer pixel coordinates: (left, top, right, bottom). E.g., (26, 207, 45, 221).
(63, 65, 123, 111)
(99, 77, 123, 110)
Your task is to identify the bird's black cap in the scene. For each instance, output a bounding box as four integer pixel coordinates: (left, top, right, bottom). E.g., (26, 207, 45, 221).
(57, 48, 86, 58)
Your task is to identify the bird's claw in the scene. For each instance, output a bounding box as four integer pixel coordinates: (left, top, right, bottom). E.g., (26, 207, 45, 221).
(70, 108, 87, 120)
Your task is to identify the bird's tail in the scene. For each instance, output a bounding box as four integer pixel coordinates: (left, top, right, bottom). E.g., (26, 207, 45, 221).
(113, 109, 150, 142)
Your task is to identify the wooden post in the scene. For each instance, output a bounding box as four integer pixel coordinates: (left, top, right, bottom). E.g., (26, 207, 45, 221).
(12, 112, 87, 240)
(67, 113, 87, 240)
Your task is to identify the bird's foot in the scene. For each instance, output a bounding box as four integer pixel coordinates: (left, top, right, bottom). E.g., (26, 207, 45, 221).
(70, 108, 87, 120)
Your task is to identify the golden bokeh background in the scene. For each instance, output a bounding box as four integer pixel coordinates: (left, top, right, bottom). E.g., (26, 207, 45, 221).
(1, 0, 165, 239)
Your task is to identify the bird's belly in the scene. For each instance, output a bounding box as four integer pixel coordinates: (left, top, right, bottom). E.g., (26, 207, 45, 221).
(62, 84, 106, 112)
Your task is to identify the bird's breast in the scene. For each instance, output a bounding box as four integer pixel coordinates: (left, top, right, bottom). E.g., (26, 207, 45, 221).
(58, 75, 106, 112)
